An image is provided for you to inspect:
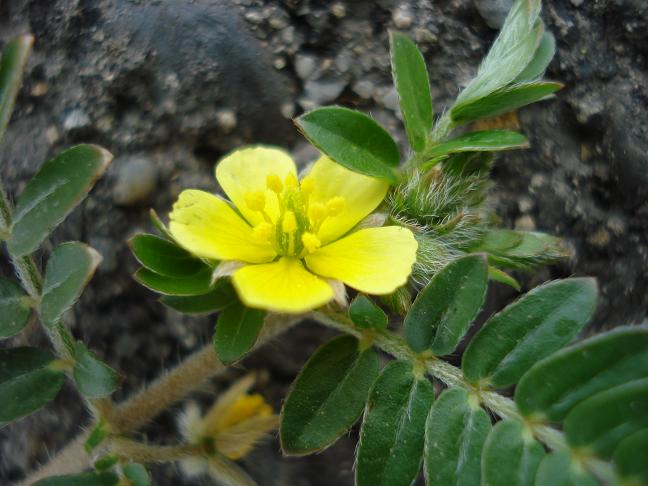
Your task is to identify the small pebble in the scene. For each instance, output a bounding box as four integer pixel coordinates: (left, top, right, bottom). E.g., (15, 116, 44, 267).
(113, 155, 157, 206)
(63, 109, 90, 130)
(216, 109, 237, 133)
(392, 6, 413, 29)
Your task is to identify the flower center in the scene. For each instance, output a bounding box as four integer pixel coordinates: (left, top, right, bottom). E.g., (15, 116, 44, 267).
(244, 172, 345, 257)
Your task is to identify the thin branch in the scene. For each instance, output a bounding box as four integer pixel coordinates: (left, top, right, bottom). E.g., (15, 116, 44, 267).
(109, 438, 203, 463)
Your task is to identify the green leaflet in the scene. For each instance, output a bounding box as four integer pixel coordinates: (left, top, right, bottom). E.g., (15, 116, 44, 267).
(613, 429, 648, 484)
(160, 279, 236, 315)
(482, 419, 545, 486)
(0, 277, 32, 339)
(213, 302, 266, 364)
(389, 31, 433, 152)
(405, 254, 488, 355)
(534, 450, 598, 486)
(129, 233, 208, 277)
(123, 462, 151, 486)
(295, 106, 400, 183)
(515, 32, 556, 82)
(0, 34, 33, 143)
(40, 242, 102, 327)
(356, 360, 434, 486)
(0, 347, 65, 425)
(424, 387, 491, 486)
(72, 341, 120, 398)
(8, 145, 113, 257)
(280, 335, 379, 455)
(451, 81, 562, 124)
(564, 378, 648, 459)
(462, 278, 598, 387)
(516, 326, 648, 422)
(349, 295, 388, 330)
(134, 267, 213, 296)
(425, 130, 529, 160)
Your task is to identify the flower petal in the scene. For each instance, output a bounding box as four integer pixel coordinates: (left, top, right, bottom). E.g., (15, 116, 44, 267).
(306, 156, 389, 243)
(304, 227, 418, 294)
(232, 257, 334, 313)
(216, 146, 297, 225)
(169, 190, 276, 263)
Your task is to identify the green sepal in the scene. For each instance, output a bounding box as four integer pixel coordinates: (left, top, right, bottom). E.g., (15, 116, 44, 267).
(213, 302, 266, 365)
(160, 279, 236, 315)
(129, 233, 208, 278)
(349, 295, 388, 330)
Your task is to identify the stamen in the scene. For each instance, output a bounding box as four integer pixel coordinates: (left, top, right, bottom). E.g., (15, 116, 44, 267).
(301, 232, 321, 254)
(308, 202, 328, 225)
(326, 196, 345, 216)
(244, 191, 266, 212)
(252, 222, 274, 242)
(285, 173, 299, 189)
(300, 175, 315, 195)
(266, 174, 283, 193)
(282, 211, 297, 234)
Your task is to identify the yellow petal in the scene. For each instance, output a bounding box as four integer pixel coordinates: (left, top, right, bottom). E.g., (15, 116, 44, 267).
(169, 190, 276, 263)
(304, 227, 418, 294)
(216, 146, 297, 225)
(231, 257, 334, 313)
(306, 155, 389, 243)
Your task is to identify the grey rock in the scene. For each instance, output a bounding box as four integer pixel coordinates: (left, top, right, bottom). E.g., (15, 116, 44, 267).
(352, 79, 375, 99)
(112, 155, 157, 206)
(295, 54, 318, 80)
(303, 78, 347, 105)
(63, 109, 90, 131)
(474, 0, 514, 29)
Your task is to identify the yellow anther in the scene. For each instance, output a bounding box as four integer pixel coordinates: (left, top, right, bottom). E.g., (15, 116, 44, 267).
(285, 173, 299, 189)
(266, 174, 283, 193)
(309, 202, 328, 224)
(326, 196, 345, 216)
(300, 175, 315, 195)
(252, 222, 274, 242)
(282, 211, 297, 233)
(301, 232, 321, 253)
(244, 191, 266, 212)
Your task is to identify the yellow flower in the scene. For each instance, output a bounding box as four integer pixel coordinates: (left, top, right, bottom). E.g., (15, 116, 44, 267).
(179, 374, 278, 461)
(169, 146, 418, 313)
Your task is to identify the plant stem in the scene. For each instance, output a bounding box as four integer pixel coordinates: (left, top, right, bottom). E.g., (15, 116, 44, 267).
(310, 309, 617, 484)
(109, 438, 203, 463)
(20, 314, 299, 485)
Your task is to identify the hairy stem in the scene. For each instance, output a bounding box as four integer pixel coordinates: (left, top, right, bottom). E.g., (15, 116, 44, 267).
(109, 438, 203, 463)
(311, 309, 616, 483)
(20, 314, 299, 484)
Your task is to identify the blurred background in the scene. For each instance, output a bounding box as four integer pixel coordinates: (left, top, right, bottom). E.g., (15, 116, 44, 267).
(1, 0, 646, 484)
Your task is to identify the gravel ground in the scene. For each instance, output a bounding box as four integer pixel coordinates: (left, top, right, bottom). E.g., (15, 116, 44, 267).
(1, 0, 646, 484)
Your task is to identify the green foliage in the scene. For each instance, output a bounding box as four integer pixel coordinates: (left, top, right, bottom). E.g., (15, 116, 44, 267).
(515, 32, 556, 82)
(564, 378, 648, 458)
(356, 360, 434, 486)
(134, 267, 214, 296)
(475, 229, 569, 270)
(405, 254, 487, 355)
(160, 279, 236, 314)
(389, 31, 433, 152)
(462, 278, 597, 387)
(40, 242, 101, 327)
(451, 81, 562, 124)
(424, 387, 491, 486)
(84, 419, 109, 453)
(613, 429, 648, 484)
(122, 462, 151, 486)
(295, 106, 400, 183)
(349, 295, 388, 330)
(0, 276, 32, 338)
(0, 347, 65, 425)
(72, 341, 120, 398)
(481, 419, 545, 486)
(280, 335, 379, 455)
(516, 326, 648, 421)
(129, 234, 208, 277)
(425, 130, 529, 161)
(535, 451, 598, 486)
(213, 302, 266, 364)
(33, 471, 119, 486)
(454, 0, 543, 108)
(8, 145, 113, 257)
(0, 34, 33, 142)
